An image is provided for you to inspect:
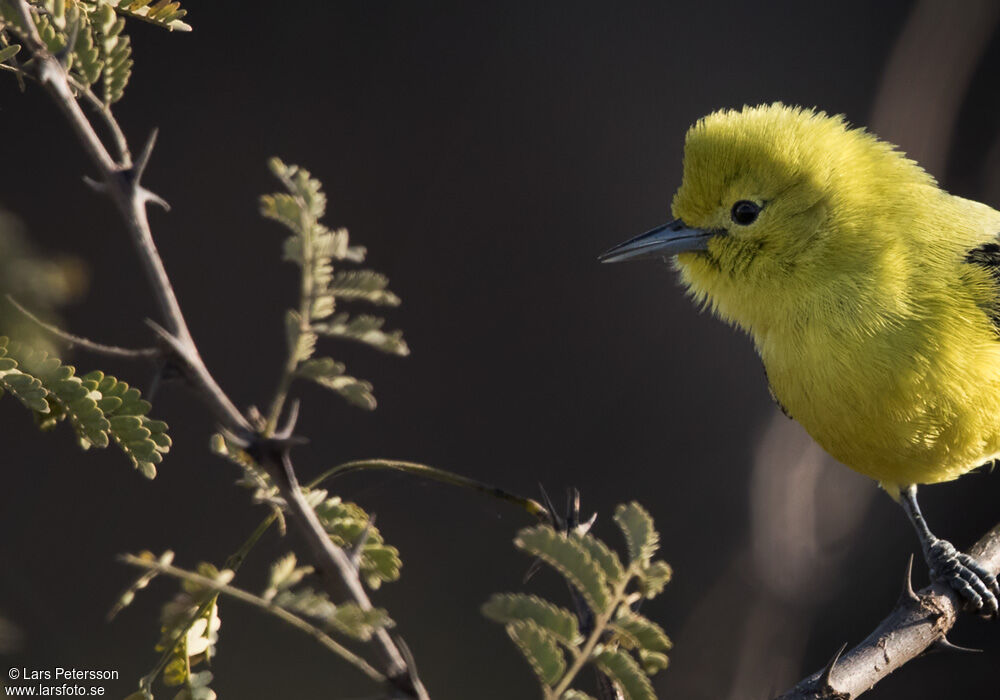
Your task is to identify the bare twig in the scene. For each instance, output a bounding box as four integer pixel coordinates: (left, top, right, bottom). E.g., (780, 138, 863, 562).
(5, 2, 428, 696)
(312, 458, 549, 520)
(775, 523, 1000, 699)
(6, 294, 159, 359)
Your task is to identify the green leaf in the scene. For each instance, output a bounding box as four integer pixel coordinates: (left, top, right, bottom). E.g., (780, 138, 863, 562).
(326, 603, 392, 641)
(357, 543, 402, 589)
(614, 502, 659, 566)
(285, 310, 317, 363)
(562, 692, 597, 700)
(271, 587, 392, 641)
(507, 620, 566, 687)
(638, 560, 672, 599)
(514, 525, 610, 613)
(638, 649, 670, 676)
(261, 192, 305, 234)
(0, 366, 48, 412)
(0, 43, 19, 62)
(87, 371, 171, 478)
(264, 553, 312, 600)
(34, 12, 65, 53)
(96, 13, 132, 104)
(0, 341, 169, 476)
(271, 586, 335, 621)
(296, 357, 376, 410)
(572, 532, 625, 585)
(70, 11, 101, 86)
(312, 312, 409, 355)
(209, 432, 257, 470)
(266, 159, 326, 220)
(482, 593, 582, 647)
(313, 495, 402, 587)
(612, 612, 671, 653)
(594, 648, 655, 700)
(325, 269, 400, 306)
(318, 227, 365, 263)
(118, 0, 192, 32)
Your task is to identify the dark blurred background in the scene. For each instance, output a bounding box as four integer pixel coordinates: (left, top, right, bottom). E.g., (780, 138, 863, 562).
(3, 1, 1000, 698)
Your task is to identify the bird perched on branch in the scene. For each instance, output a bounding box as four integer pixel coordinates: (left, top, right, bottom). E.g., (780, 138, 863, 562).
(600, 103, 1000, 614)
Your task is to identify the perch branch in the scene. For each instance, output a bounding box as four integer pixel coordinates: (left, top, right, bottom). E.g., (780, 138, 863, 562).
(775, 522, 1000, 699)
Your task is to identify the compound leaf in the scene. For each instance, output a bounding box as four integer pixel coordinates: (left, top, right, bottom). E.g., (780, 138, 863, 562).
(507, 620, 565, 687)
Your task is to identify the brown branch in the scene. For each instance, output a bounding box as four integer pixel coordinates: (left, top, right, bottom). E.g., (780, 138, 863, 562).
(775, 523, 1000, 700)
(5, 3, 429, 697)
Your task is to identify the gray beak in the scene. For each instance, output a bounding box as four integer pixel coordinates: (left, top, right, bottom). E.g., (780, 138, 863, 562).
(599, 218, 714, 263)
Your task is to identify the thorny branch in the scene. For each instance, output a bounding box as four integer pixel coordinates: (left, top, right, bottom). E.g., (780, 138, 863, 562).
(775, 523, 1000, 700)
(5, 2, 429, 697)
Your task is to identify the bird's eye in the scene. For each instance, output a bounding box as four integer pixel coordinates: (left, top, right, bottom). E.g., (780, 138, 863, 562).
(731, 200, 761, 226)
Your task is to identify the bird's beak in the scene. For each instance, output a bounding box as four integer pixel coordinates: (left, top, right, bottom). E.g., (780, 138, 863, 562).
(598, 219, 714, 263)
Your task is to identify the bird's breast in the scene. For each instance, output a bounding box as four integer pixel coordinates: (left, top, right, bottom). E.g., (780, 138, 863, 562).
(757, 310, 1000, 487)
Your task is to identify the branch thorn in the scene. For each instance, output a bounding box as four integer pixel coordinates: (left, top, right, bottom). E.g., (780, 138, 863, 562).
(140, 187, 171, 212)
(349, 513, 376, 570)
(537, 483, 564, 530)
(928, 636, 982, 655)
(82, 174, 107, 192)
(899, 553, 920, 606)
(274, 399, 306, 446)
(135, 127, 158, 182)
(818, 642, 848, 690)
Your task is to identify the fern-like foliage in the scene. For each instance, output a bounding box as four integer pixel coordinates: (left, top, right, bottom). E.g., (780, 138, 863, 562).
(484, 502, 673, 700)
(261, 158, 408, 411)
(0, 0, 190, 105)
(0, 336, 170, 477)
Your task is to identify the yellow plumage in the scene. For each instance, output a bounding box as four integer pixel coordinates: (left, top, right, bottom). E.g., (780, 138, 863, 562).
(668, 104, 1000, 498)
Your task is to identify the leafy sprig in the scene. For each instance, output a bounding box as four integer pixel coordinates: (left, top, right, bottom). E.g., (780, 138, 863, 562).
(260, 158, 408, 426)
(484, 502, 673, 699)
(0, 336, 170, 477)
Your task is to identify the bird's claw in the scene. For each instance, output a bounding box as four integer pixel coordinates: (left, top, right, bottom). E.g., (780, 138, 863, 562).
(926, 539, 1000, 616)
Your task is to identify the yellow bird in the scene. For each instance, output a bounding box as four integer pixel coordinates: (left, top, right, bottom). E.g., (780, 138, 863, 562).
(601, 103, 1000, 613)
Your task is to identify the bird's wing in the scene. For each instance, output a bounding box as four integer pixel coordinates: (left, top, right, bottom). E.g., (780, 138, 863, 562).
(964, 240, 1000, 332)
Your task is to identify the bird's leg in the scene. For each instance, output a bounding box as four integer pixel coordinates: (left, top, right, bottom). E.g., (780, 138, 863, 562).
(900, 484, 999, 615)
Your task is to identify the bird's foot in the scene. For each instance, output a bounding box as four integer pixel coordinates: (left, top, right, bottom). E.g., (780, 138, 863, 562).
(925, 538, 1000, 616)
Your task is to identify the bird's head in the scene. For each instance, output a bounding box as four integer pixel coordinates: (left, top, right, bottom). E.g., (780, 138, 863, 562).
(601, 103, 935, 335)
